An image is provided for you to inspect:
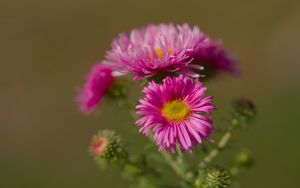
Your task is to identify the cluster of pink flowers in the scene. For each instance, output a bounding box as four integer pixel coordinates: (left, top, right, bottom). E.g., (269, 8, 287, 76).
(77, 23, 238, 153)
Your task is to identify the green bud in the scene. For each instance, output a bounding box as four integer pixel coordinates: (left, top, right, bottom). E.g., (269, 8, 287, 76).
(108, 79, 128, 99)
(230, 151, 254, 177)
(195, 166, 231, 188)
(89, 130, 125, 164)
(236, 151, 253, 168)
(232, 98, 256, 125)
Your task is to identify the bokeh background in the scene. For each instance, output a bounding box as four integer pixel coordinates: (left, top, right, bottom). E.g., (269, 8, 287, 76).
(1, 0, 299, 187)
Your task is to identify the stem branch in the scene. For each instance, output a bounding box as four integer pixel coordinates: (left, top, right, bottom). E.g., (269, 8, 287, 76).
(199, 129, 233, 168)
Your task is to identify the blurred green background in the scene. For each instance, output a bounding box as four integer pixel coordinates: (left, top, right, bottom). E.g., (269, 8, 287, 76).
(1, 0, 299, 187)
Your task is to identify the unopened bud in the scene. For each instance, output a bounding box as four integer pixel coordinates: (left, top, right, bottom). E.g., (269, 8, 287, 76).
(232, 98, 256, 125)
(236, 151, 253, 168)
(230, 151, 254, 177)
(195, 166, 231, 188)
(90, 130, 125, 163)
(108, 79, 128, 99)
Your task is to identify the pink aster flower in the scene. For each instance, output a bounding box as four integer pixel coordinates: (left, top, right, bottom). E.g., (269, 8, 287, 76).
(77, 63, 114, 114)
(106, 23, 206, 79)
(136, 75, 216, 153)
(106, 23, 237, 79)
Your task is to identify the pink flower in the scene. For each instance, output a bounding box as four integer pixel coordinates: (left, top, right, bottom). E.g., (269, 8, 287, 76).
(192, 41, 239, 76)
(77, 63, 114, 114)
(106, 23, 237, 79)
(136, 75, 216, 153)
(106, 24, 206, 79)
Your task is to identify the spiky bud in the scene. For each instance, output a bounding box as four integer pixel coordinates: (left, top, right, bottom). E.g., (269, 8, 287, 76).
(89, 130, 125, 163)
(195, 166, 231, 188)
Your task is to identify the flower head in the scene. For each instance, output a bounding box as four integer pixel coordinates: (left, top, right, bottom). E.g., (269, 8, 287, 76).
(136, 75, 216, 153)
(192, 41, 239, 78)
(106, 24, 206, 79)
(106, 23, 237, 80)
(77, 63, 114, 114)
(90, 130, 124, 162)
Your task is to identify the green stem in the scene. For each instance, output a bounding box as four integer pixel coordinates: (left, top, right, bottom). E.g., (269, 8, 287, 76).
(162, 152, 184, 176)
(199, 129, 233, 168)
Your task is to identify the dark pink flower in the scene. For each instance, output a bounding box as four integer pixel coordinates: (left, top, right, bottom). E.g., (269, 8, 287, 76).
(192, 41, 239, 76)
(136, 75, 216, 153)
(77, 63, 114, 114)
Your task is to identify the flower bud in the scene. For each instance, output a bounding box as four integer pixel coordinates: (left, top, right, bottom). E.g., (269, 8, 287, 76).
(107, 79, 128, 100)
(195, 166, 231, 188)
(89, 130, 125, 163)
(232, 98, 256, 125)
(230, 151, 254, 177)
(236, 151, 253, 168)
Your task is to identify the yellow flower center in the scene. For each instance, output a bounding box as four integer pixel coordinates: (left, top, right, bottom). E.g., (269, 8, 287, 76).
(151, 48, 173, 59)
(155, 48, 164, 58)
(161, 101, 190, 121)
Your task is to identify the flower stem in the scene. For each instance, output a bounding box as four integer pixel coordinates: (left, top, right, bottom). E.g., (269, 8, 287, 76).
(199, 129, 233, 168)
(162, 151, 185, 178)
